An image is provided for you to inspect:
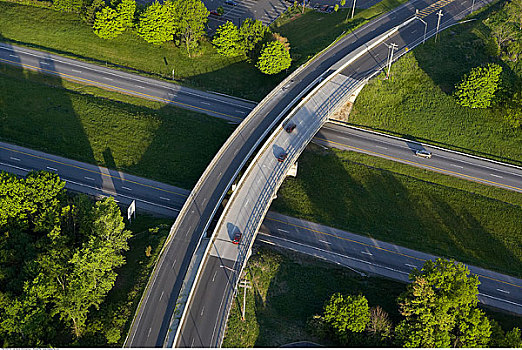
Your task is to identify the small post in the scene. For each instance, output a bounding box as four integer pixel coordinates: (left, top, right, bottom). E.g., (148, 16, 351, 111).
(471, 0, 475, 13)
(238, 279, 251, 321)
(435, 10, 443, 42)
(172, 68, 175, 80)
(351, 0, 357, 19)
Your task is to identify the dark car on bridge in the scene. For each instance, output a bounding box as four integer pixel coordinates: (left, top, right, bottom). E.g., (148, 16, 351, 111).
(277, 152, 288, 162)
(232, 231, 242, 244)
(285, 123, 296, 133)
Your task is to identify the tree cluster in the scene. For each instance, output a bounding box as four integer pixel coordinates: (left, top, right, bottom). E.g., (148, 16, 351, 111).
(212, 19, 292, 75)
(454, 63, 502, 108)
(310, 258, 521, 348)
(0, 171, 132, 346)
(486, 0, 522, 62)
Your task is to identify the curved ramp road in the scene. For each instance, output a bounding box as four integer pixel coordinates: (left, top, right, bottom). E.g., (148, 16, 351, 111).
(0, 42, 254, 122)
(175, 0, 501, 346)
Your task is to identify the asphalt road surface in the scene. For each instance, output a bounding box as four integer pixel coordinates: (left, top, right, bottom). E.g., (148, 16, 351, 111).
(175, 0, 504, 345)
(0, 42, 254, 122)
(1, 141, 520, 323)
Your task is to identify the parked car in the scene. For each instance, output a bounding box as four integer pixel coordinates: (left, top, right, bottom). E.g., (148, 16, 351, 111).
(285, 123, 296, 133)
(232, 231, 242, 244)
(415, 149, 432, 158)
(209, 10, 221, 16)
(224, 0, 237, 5)
(277, 152, 288, 162)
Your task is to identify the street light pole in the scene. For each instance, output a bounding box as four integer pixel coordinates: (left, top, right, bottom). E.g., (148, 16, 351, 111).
(351, 0, 357, 19)
(471, 0, 475, 14)
(386, 42, 398, 79)
(238, 280, 251, 321)
(414, 12, 428, 44)
(435, 10, 443, 42)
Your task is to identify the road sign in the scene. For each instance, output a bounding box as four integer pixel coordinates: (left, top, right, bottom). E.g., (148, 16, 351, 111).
(128, 200, 136, 221)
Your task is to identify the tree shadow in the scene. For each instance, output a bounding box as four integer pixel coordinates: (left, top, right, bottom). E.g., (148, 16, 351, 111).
(272, 145, 521, 277)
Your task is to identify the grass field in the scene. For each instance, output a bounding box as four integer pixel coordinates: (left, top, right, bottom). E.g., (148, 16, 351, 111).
(222, 246, 522, 347)
(0, 0, 407, 100)
(77, 214, 174, 347)
(350, 3, 522, 165)
(271, 145, 522, 278)
(0, 63, 233, 188)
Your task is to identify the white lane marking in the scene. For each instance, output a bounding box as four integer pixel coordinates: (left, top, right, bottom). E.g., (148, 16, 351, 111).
(71, 69, 82, 73)
(159, 291, 164, 301)
(319, 240, 331, 245)
(84, 176, 95, 181)
(212, 270, 218, 282)
(201, 101, 211, 105)
(191, 338, 195, 347)
(9, 54, 17, 58)
(479, 293, 522, 307)
(9, 157, 21, 161)
(405, 263, 417, 268)
(46, 166, 57, 171)
(147, 328, 152, 338)
(450, 163, 464, 168)
(40, 61, 51, 65)
(200, 306, 205, 316)
(496, 289, 510, 294)
(103, 76, 113, 81)
(171, 259, 177, 269)
(375, 145, 388, 149)
(490, 173, 503, 178)
(277, 228, 289, 233)
(136, 85, 146, 89)
(122, 186, 132, 191)
(361, 251, 373, 256)
(235, 109, 246, 113)
(160, 197, 170, 201)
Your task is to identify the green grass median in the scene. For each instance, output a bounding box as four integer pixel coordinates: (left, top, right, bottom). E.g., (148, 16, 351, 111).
(271, 145, 522, 278)
(0, 63, 233, 188)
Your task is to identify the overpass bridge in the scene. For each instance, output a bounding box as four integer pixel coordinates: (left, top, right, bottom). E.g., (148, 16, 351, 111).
(172, 0, 497, 346)
(124, 0, 497, 346)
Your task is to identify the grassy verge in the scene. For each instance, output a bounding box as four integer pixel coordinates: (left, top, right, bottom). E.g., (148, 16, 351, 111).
(271, 145, 522, 278)
(222, 246, 522, 347)
(0, 0, 408, 100)
(0, 63, 233, 188)
(350, 3, 522, 165)
(272, 0, 408, 68)
(77, 214, 174, 347)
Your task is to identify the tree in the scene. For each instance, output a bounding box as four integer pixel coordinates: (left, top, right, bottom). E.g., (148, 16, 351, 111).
(367, 306, 392, 340)
(502, 328, 522, 347)
(171, 0, 209, 56)
(454, 63, 502, 108)
(136, 1, 176, 45)
(395, 259, 491, 348)
(506, 0, 522, 30)
(239, 18, 270, 55)
(213, 22, 244, 57)
(93, 7, 126, 39)
(324, 293, 370, 342)
(256, 41, 292, 75)
(116, 0, 136, 28)
(81, 0, 106, 25)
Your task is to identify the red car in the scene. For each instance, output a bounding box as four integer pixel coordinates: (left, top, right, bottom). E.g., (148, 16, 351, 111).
(285, 123, 296, 133)
(209, 10, 221, 16)
(277, 152, 288, 162)
(232, 231, 242, 244)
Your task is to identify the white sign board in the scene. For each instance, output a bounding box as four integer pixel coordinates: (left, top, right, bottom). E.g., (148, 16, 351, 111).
(127, 200, 136, 221)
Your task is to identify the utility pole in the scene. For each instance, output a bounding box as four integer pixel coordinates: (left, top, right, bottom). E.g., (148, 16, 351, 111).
(386, 42, 398, 79)
(435, 10, 443, 42)
(238, 279, 251, 321)
(351, 0, 357, 19)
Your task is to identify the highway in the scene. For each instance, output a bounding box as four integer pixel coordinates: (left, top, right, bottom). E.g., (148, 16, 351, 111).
(126, 0, 456, 346)
(0, 42, 254, 122)
(1, 0, 519, 345)
(2, 141, 520, 317)
(174, 0, 505, 346)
